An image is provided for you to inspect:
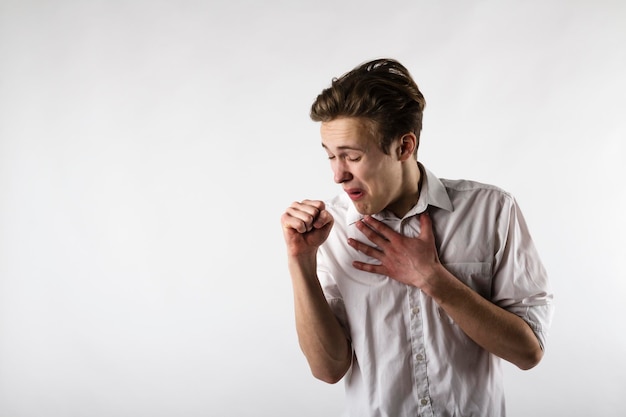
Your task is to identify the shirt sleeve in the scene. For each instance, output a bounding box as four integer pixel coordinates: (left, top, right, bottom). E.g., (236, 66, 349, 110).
(492, 195, 555, 350)
(316, 248, 352, 340)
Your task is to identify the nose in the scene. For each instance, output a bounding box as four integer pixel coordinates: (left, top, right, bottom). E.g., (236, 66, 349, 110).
(332, 160, 352, 184)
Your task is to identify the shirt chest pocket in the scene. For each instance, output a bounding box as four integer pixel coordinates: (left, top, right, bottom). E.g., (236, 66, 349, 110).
(442, 262, 493, 299)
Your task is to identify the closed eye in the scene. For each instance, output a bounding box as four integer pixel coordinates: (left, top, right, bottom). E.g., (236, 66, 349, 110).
(326, 155, 360, 161)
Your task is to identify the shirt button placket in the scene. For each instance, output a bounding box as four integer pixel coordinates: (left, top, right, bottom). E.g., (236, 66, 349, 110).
(404, 217, 433, 417)
(408, 287, 433, 417)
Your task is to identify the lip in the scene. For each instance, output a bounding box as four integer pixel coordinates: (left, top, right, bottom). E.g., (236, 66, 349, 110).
(344, 188, 365, 201)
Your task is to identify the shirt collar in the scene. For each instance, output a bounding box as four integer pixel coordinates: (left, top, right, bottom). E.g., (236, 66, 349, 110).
(346, 163, 454, 225)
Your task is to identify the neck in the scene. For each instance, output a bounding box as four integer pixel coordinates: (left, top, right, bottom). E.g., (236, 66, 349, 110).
(388, 160, 422, 218)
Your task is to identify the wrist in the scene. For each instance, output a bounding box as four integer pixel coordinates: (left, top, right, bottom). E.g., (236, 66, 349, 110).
(288, 252, 318, 277)
(418, 263, 456, 302)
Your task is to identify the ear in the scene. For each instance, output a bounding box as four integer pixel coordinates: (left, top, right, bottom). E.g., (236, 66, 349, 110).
(397, 133, 417, 161)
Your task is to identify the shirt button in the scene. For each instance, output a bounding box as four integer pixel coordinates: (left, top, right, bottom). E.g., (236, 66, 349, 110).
(415, 354, 424, 362)
(412, 306, 420, 315)
(421, 397, 429, 406)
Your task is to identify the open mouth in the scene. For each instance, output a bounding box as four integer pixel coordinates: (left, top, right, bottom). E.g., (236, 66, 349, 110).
(345, 189, 364, 201)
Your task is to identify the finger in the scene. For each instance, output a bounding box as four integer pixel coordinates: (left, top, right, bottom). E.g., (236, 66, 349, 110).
(355, 217, 391, 245)
(297, 200, 327, 231)
(281, 211, 308, 233)
(362, 216, 396, 238)
(285, 202, 321, 232)
(418, 211, 434, 240)
(291, 201, 321, 219)
(313, 209, 333, 229)
(347, 238, 383, 259)
(301, 199, 326, 211)
(352, 260, 386, 275)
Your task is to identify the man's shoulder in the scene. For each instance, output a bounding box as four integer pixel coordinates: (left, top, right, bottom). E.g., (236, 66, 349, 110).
(439, 177, 513, 200)
(435, 177, 519, 216)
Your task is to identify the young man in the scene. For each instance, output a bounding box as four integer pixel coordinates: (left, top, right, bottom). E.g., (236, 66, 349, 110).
(280, 58, 553, 417)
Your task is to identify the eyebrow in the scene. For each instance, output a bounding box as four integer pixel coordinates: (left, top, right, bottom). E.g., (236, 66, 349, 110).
(321, 143, 365, 151)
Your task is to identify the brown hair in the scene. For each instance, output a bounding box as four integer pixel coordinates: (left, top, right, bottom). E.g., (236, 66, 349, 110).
(310, 58, 426, 155)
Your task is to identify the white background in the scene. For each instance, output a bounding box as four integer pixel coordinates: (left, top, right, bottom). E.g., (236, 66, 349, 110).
(1, 1, 625, 416)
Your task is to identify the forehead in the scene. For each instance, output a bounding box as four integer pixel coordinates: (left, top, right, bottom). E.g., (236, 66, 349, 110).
(320, 117, 378, 149)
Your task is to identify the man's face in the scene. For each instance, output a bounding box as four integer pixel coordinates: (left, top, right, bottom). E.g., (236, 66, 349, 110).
(321, 117, 403, 215)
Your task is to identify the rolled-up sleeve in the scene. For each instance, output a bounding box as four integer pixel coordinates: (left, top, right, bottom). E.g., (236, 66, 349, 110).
(492, 196, 555, 350)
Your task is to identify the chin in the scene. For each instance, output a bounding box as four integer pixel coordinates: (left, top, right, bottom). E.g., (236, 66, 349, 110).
(354, 203, 378, 216)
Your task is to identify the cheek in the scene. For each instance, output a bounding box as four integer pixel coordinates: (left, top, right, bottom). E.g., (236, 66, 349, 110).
(355, 164, 378, 183)
(360, 162, 391, 188)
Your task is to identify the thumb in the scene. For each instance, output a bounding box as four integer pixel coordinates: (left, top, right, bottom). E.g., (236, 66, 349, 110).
(313, 210, 334, 229)
(418, 211, 434, 240)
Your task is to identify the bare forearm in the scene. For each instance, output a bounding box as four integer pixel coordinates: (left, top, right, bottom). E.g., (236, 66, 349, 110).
(289, 255, 352, 383)
(425, 265, 543, 370)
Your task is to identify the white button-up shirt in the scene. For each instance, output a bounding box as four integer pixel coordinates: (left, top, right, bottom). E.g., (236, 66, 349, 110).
(317, 165, 554, 417)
